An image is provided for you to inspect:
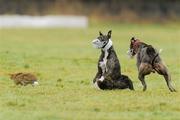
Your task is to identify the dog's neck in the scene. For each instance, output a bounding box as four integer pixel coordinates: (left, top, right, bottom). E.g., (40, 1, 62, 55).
(102, 39, 113, 52)
(99, 39, 113, 73)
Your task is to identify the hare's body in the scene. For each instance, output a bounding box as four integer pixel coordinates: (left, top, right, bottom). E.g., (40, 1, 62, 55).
(10, 73, 39, 86)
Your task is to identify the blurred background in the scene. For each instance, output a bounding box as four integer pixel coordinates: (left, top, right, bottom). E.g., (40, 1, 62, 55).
(0, 0, 180, 28)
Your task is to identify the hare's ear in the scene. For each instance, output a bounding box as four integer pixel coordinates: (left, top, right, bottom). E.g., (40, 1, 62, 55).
(107, 30, 112, 39)
(99, 31, 103, 36)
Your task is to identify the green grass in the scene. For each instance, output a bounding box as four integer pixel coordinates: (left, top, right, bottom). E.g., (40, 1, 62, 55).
(0, 23, 180, 120)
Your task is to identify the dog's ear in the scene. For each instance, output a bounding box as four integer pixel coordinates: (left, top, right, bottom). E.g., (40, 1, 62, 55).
(131, 37, 136, 42)
(107, 30, 112, 39)
(99, 31, 103, 36)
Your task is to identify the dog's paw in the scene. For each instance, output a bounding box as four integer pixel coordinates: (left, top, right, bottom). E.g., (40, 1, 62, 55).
(99, 76, 104, 82)
(94, 81, 101, 90)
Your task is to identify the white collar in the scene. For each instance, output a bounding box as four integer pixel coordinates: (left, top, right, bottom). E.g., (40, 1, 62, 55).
(102, 39, 113, 51)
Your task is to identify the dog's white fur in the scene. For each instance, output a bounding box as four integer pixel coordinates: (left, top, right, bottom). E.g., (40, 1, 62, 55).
(94, 81, 101, 89)
(92, 39, 104, 49)
(101, 39, 113, 74)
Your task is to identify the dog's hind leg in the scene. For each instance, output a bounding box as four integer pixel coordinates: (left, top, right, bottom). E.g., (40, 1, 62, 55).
(96, 80, 114, 90)
(154, 63, 176, 92)
(164, 74, 176, 92)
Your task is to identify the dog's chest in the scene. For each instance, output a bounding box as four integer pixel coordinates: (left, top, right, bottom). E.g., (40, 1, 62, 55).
(99, 50, 109, 73)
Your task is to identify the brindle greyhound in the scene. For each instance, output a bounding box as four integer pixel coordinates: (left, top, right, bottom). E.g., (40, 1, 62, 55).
(92, 30, 134, 90)
(128, 37, 176, 92)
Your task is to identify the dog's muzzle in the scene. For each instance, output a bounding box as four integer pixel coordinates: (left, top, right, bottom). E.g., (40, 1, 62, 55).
(127, 49, 134, 59)
(92, 39, 105, 49)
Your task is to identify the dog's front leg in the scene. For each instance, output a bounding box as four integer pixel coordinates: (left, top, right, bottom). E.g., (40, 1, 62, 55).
(138, 63, 149, 91)
(93, 72, 101, 83)
(103, 69, 113, 81)
(138, 73, 147, 91)
(93, 67, 102, 83)
(99, 76, 104, 81)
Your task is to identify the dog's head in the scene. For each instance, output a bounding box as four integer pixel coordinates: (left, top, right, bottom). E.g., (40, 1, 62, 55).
(92, 30, 112, 49)
(127, 37, 141, 58)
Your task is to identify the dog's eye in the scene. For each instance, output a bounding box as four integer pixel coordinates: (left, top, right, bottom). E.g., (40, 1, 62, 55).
(100, 39, 104, 42)
(103, 41, 107, 44)
(98, 36, 103, 40)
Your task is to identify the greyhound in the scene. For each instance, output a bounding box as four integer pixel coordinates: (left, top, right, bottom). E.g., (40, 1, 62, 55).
(92, 30, 134, 90)
(127, 37, 176, 92)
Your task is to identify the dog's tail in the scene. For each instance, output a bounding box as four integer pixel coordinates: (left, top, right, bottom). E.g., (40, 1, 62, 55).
(118, 75, 134, 90)
(123, 75, 134, 90)
(129, 80, 134, 90)
(159, 49, 163, 54)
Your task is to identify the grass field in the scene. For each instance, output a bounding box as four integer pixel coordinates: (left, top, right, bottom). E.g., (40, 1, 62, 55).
(0, 23, 180, 120)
